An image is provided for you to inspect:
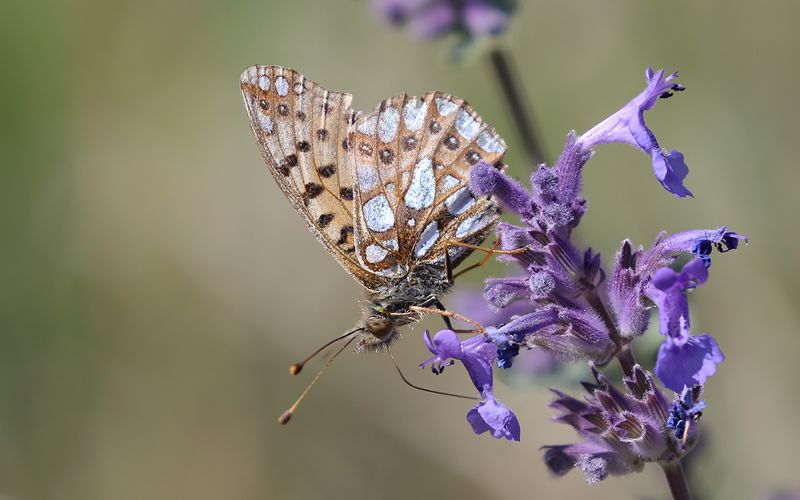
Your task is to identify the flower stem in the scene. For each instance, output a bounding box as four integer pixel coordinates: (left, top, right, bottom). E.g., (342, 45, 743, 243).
(488, 47, 547, 166)
(584, 288, 637, 377)
(661, 462, 693, 500)
(616, 345, 636, 378)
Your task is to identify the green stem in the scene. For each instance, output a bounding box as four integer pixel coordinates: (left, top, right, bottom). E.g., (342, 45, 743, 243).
(661, 462, 693, 500)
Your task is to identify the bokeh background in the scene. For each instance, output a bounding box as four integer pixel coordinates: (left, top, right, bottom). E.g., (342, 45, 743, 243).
(2, 1, 799, 499)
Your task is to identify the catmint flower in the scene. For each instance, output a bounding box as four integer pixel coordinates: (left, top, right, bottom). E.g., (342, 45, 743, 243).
(543, 366, 701, 484)
(484, 306, 614, 366)
(652, 226, 748, 267)
(646, 258, 725, 392)
(608, 227, 746, 340)
(373, 0, 516, 41)
(420, 329, 520, 441)
(576, 68, 692, 198)
(449, 287, 559, 373)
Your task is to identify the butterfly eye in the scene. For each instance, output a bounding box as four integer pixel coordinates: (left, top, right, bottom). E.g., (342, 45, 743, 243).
(366, 315, 393, 339)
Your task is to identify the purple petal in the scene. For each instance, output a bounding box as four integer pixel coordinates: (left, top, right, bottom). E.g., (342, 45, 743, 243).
(428, 329, 463, 359)
(652, 149, 693, 198)
(470, 161, 534, 217)
(463, 2, 510, 37)
(450, 285, 536, 327)
(408, 3, 457, 38)
(576, 68, 692, 197)
(484, 277, 531, 308)
(656, 334, 725, 392)
(466, 394, 520, 441)
(647, 258, 709, 343)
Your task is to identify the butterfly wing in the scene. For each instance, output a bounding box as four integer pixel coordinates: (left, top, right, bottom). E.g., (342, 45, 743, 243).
(240, 65, 383, 290)
(348, 92, 507, 277)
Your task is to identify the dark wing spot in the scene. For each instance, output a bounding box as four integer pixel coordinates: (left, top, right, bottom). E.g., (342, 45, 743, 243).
(358, 142, 373, 157)
(344, 246, 355, 254)
(318, 164, 336, 178)
(277, 103, 289, 116)
(285, 154, 298, 167)
(402, 135, 417, 151)
(278, 164, 291, 176)
(303, 183, 324, 205)
(317, 129, 329, 141)
(336, 225, 354, 245)
(444, 135, 460, 150)
(379, 148, 395, 165)
(465, 150, 480, 164)
(296, 110, 306, 121)
(258, 99, 269, 110)
(317, 213, 334, 228)
(429, 120, 441, 133)
(341, 138, 350, 151)
(340, 187, 353, 201)
(297, 141, 310, 152)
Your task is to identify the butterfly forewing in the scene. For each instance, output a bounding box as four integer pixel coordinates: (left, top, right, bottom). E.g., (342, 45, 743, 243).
(348, 92, 507, 276)
(240, 66, 382, 290)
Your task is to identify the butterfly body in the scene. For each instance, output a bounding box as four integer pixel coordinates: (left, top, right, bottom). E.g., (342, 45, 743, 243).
(240, 65, 506, 350)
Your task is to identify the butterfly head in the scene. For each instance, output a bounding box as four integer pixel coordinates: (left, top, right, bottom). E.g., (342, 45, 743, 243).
(356, 304, 400, 351)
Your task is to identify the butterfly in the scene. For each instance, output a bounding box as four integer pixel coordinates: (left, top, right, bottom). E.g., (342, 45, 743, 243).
(240, 65, 507, 352)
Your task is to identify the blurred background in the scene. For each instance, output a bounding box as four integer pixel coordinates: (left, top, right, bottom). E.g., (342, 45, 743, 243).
(2, 1, 799, 498)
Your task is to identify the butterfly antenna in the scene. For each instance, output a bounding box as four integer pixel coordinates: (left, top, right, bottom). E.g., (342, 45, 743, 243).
(386, 348, 478, 401)
(289, 327, 363, 375)
(279, 336, 356, 425)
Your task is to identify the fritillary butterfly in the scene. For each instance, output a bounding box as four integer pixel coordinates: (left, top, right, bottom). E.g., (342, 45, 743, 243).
(240, 65, 507, 351)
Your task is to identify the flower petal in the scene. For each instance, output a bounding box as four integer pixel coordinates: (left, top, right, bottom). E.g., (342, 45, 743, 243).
(656, 334, 724, 392)
(466, 394, 520, 441)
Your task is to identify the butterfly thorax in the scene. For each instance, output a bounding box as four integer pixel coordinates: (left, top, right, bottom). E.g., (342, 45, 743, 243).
(357, 263, 452, 351)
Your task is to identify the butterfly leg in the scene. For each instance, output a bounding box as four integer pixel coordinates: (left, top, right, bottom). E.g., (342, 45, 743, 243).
(445, 239, 530, 281)
(432, 298, 454, 330)
(408, 306, 484, 333)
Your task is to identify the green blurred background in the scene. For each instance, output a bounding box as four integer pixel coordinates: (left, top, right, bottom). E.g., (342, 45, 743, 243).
(2, 1, 798, 498)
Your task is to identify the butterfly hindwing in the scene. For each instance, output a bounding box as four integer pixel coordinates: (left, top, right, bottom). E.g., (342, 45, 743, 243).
(240, 65, 382, 289)
(348, 92, 507, 277)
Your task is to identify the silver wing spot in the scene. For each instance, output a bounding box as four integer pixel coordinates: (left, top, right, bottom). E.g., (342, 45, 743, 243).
(378, 107, 400, 143)
(477, 129, 505, 154)
(366, 244, 389, 263)
(446, 187, 476, 215)
(456, 212, 495, 238)
(414, 221, 440, 258)
(257, 75, 270, 91)
(275, 76, 289, 97)
(404, 157, 435, 210)
(357, 163, 379, 190)
(403, 98, 427, 131)
(357, 116, 377, 135)
(363, 194, 395, 232)
(456, 109, 480, 140)
(436, 98, 458, 116)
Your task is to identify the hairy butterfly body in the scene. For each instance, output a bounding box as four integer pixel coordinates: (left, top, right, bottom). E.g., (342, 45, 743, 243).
(240, 65, 507, 351)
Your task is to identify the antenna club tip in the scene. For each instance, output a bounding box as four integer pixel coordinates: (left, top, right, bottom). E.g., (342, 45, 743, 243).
(278, 410, 293, 425)
(289, 363, 303, 376)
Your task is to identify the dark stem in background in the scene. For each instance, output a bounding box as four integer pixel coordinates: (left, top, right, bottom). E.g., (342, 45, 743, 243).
(662, 462, 693, 500)
(488, 47, 547, 166)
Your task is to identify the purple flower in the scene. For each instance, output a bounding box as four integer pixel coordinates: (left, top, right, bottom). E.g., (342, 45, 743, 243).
(646, 258, 724, 391)
(577, 68, 692, 198)
(373, 0, 516, 41)
(544, 366, 699, 483)
(648, 258, 708, 344)
(467, 393, 520, 440)
(421, 329, 520, 441)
